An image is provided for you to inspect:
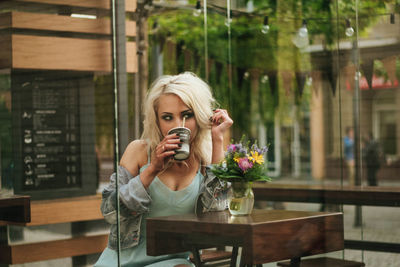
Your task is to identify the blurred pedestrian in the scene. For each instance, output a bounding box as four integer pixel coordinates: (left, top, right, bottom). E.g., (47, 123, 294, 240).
(344, 126, 355, 185)
(362, 132, 381, 186)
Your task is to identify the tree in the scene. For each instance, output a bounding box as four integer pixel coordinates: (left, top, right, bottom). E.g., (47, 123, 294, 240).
(147, 0, 391, 138)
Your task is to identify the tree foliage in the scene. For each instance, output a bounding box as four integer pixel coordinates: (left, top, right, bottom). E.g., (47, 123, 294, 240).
(148, 0, 392, 137)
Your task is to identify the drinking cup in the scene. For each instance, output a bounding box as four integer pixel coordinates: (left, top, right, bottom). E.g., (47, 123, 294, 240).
(167, 127, 191, 161)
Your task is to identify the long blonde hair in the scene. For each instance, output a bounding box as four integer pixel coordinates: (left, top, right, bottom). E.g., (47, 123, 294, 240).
(141, 72, 216, 165)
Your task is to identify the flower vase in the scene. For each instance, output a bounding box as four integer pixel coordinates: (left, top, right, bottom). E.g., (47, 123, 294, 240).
(228, 181, 254, 216)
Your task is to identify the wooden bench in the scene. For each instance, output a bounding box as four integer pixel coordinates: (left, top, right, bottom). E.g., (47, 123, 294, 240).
(252, 183, 400, 207)
(277, 257, 365, 267)
(0, 194, 107, 264)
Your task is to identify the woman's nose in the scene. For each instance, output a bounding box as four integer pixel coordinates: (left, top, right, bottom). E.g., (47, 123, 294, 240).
(173, 118, 183, 128)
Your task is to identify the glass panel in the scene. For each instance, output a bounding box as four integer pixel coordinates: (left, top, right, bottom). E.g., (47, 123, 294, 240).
(0, 5, 120, 197)
(356, 0, 400, 265)
(2, 0, 399, 266)
(0, 1, 131, 265)
(146, 0, 400, 266)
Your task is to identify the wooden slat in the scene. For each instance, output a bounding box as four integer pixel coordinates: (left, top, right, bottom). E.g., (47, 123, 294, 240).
(190, 249, 232, 263)
(253, 183, 400, 206)
(11, 34, 137, 72)
(14, 0, 136, 12)
(26, 194, 103, 226)
(0, 234, 108, 264)
(0, 11, 136, 37)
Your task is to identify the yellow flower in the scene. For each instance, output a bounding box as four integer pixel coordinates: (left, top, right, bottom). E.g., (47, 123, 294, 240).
(249, 151, 264, 164)
(233, 155, 240, 163)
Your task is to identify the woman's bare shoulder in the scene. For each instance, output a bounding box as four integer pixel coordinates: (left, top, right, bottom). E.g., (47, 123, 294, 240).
(125, 139, 147, 151)
(120, 140, 148, 175)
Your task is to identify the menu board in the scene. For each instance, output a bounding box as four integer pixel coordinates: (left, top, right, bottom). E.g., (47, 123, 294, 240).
(20, 80, 81, 190)
(12, 71, 97, 199)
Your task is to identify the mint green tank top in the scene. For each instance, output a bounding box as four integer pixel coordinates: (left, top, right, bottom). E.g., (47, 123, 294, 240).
(95, 162, 203, 267)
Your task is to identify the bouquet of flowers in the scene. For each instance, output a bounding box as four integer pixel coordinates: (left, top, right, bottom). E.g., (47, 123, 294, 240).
(211, 137, 271, 183)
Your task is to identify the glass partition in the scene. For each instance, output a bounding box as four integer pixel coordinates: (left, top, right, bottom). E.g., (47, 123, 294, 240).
(352, 1, 400, 265)
(1, 0, 400, 266)
(0, 0, 135, 266)
(147, 0, 400, 266)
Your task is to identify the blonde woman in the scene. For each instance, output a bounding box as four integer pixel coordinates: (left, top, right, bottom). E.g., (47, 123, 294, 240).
(95, 72, 233, 267)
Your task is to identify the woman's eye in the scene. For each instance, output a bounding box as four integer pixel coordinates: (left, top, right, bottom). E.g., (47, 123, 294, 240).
(161, 115, 172, 121)
(183, 113, 194, 119)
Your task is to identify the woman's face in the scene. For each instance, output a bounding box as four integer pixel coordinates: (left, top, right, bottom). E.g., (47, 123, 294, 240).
(156, 94, 198, 140)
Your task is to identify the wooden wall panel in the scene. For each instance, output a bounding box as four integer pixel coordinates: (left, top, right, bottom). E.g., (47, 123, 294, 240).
(26, 194, 103, 226)
(16, 0, 136, 12)
(11, 34, 137, 73)
(0, 12, 136, 37)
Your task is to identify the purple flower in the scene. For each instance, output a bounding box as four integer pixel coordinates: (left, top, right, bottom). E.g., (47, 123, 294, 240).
(227, 144, 237, 153)
(251, 143, 268, 154)
(237, 158, 253, 172)
(235, 143, 247, 154)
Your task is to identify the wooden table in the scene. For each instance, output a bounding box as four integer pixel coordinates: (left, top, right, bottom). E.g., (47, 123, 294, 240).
(147, 209, 344, 267)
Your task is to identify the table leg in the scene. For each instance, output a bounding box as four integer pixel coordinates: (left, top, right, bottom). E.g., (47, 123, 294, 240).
(238, 248, 257, 267)
(289, 257, 301, 267)
(190, 246, 202, 267)
(230, 246, 238, 267)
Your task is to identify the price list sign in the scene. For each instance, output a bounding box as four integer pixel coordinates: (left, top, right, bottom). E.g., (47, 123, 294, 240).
(12, 71, 97, 199)
(20, 79, 81, 190)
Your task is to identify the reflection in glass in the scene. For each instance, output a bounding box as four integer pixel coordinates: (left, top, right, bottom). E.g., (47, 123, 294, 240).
(1, 0, 398, 266)
(145, 1, 400, 265)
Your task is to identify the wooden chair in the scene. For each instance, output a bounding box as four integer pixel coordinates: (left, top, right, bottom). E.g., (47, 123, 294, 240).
(190, 248, 233, 266)
(277, 257, 365, 267)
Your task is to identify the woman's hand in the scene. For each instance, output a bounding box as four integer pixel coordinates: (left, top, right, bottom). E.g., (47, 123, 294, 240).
(210, 109, 233, 141)
(149, 134, 181, 174)
(210, 109, 233, 163)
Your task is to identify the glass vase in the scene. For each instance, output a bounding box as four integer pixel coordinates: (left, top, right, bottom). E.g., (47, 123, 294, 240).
(228, 181, 254, 216)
